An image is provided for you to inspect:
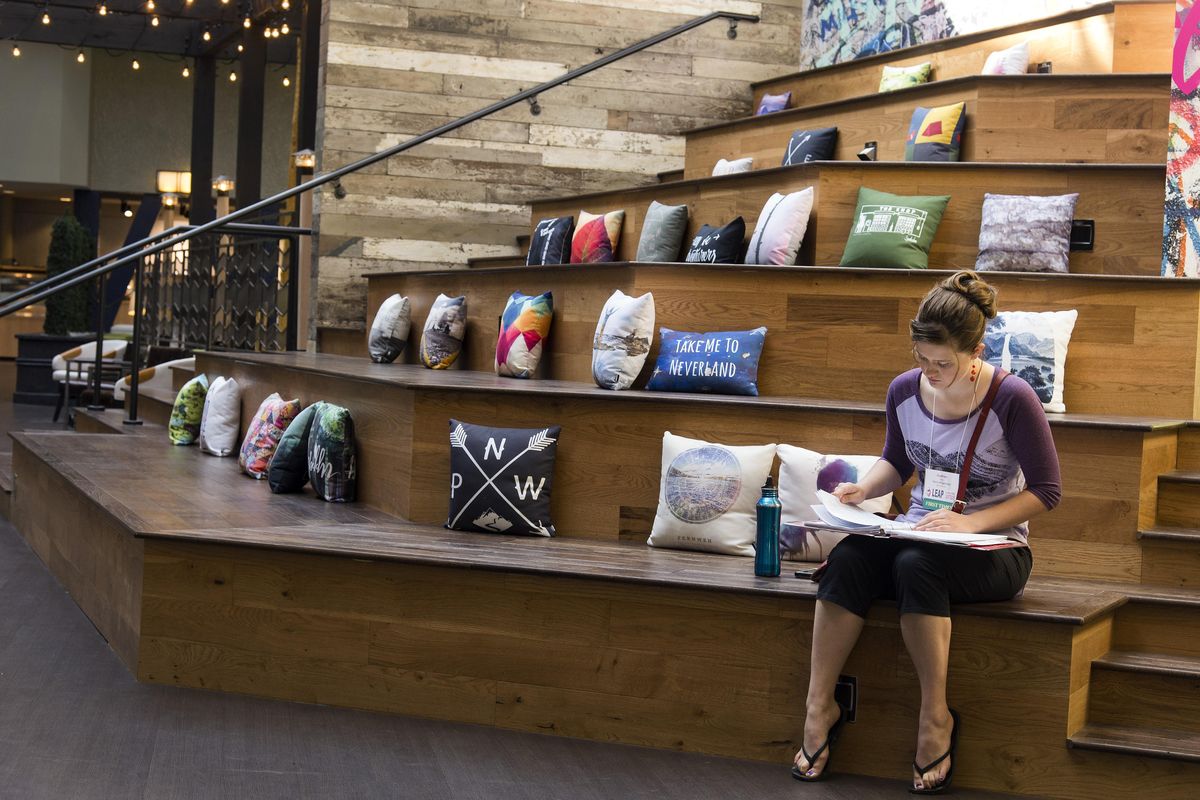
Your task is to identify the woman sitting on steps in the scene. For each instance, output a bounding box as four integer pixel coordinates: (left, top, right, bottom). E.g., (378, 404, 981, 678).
(792, 270, 1061, 793)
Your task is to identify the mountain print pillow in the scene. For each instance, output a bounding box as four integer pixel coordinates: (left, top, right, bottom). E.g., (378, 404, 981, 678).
(592, 289, 655, 390)
(496, 290, 553, 379)
(526, 216, 574, 266)
(976, 193, 1078, 273)
(647, 432, 777, 556)
(308, 403, 357, 502)
(368, 294, 411, 363)
(647, 327, 767, 396)
(983, 309, 1078, 413)
(421, 293, 468, 369)
(239, 393, 303, 479)
(168, 373, 209, 445)
(446, 419, 560, 537)
(636, 201, 689, 262)
(571, 209, 624, 263)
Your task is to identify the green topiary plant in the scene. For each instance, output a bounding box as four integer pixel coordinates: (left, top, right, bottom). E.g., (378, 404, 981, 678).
(43, 215, 95, 336)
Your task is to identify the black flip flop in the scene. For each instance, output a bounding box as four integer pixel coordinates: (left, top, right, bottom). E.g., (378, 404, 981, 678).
(791, 703, 848, 782)
(910, 708, 960, 794)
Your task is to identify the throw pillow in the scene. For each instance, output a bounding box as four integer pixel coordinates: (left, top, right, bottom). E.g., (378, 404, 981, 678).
(839, 187, 950, 270)
(976, 193, 1079, 274)
(592, 290, 656, 391)
(447, 419, 560, 537)
(712, 157, 753, 176)
(982, 41, 1029, 75)
(879, 62, 932, 92)
(983, 309, 1078, 413)
(239, 393, 303, 479)
(636, 201, 689, 262)
(756, 91, 791, 115)
(905, 102, 967, 162)
(368, 294, 411, 364)
(744, 188, 814, 266)
(198, 376, 241, 457)
(420, 293, 468, 369)
(308, 403, 358, 502)
(267, 402, 324, 494)
(776, 444, 893, 562)
(646, 327, 767, 397)
(571, 209, 624, 264)
(647, 432, 777, 556)
(782, 127, 838, 166)
(168, 373, 209, 446)
(526, 215, 575, 266)
(495, 290, 553, 379)
(684, 217, 746, 264)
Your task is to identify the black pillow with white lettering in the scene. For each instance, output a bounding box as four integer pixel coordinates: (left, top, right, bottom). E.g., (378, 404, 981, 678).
(782, 127, 838, 166)
(526, 216, 575, 266)
(683, 217, 746, 264)
(446, 419, 560, 537)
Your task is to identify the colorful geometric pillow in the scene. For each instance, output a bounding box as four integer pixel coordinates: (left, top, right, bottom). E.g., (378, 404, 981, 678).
(983, 309, 1078, 413)
(571, 209, 624, 263)
(647, 327, 767, 396)
(647, 432, 777, 556)
(976, 193, 1078, 274)
(307, 403, 357, 503)
(839, 187, 950, 270)
(239, 393, 302, 479)
(198, 376, 241, 457)
(495, 290, 553, 379)
(756, 91, 791, 115)
(684, 217, 746, 264)
(982, 41, 1029, 75)
(782, 127, 838, 166)
(879, 62, 931, 92)
(168, 373, 209, 446)
(905, 102, 967, 162)
(744, 188, 814, 265)
(447, 419, 560, 537)
(636, 201, 689, 262)
(267, 402, 323, 494)
(368, 294, 411, 364)
(712, 157, 753, 176)
(527, 215, 574, 266)
(420, 293, 468, 369)
(776, 444, 893, 562)
(592, 290, 655, 391)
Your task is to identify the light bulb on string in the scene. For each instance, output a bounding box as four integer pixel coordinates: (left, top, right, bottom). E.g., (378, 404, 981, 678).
(11, 45, 20, 57)
(229, 71, 237, 82)
(237, 44, 244, 52)
(151, 15, 159, 26)
(202, 29, 211, 42)
(243, 16, 251, 29)
(146, 0, 155, 10)
(263, 26, 271, 38)
(98, 4, 107, 16)
(132, 58, 140, 70)
(76, 50, 85, 63)
(41, 11, 51, 25)
(182, 64, 190, 78)
(281, 23, 289, 35)
(282, 75, 290, 87)
(281, 0, 289, 8)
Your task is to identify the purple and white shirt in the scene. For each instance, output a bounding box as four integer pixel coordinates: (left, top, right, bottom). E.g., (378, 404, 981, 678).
(882, 368, 1061, 543)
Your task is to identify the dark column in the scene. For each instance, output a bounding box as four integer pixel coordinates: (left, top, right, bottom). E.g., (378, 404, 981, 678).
(189, 56, 216, 224)
(298, 0, 322, 152)
(236, 34, 267, 207)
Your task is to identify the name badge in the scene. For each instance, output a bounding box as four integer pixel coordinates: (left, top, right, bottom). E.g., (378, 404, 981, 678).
(923, 468, 959, 511)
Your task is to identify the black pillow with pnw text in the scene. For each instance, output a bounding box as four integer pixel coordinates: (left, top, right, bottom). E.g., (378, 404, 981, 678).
(684, 217, 746, 264)
(446, 419, 560, 537)
(526, 216, 575, 266)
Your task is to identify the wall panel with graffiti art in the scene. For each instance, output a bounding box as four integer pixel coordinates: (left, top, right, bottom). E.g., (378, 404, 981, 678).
(1165, 0, 1200, 277)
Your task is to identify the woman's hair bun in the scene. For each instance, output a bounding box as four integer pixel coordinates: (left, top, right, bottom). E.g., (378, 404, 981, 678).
(939, 270, 997, 320)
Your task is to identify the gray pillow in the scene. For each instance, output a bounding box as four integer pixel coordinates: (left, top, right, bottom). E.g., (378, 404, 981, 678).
(636, 201, 690, 262)
(976, 193, 1078, 273)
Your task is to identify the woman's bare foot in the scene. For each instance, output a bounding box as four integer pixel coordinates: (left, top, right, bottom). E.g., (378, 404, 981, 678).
(794, 697, 843, 779)
(912, 705, 954, 791)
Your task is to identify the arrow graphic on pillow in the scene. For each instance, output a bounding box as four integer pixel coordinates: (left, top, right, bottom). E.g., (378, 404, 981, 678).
(450, 425, 557, 532)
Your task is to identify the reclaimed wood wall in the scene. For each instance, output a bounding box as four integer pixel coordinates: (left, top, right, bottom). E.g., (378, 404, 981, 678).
(313, 0, 804, 335)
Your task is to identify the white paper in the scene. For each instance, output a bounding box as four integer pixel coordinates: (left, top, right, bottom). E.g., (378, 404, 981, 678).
(813, 490, 1011, 546)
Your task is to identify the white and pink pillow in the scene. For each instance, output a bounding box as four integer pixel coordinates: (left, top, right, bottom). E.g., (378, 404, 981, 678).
(744, 188, 814, 265)
(982, 41, 1029, 75)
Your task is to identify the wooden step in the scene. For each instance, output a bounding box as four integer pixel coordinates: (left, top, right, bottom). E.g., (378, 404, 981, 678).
(656, 168, 684, 183)
(685, 73, 1168, 177)
(1157, 472, 1200, 529)
(74, 407, 162, 436)
(1139, 526, 1200, 588)
(466, 254, 525, 269)
(1180, 425, 1200, 471)
(752, 2, 1171, 110)
(1089, 651, 1200, 734)
(1114, 597, 1200, 659)
(136, 386, 176, 428)
(170, 363, 196, 392)
(527, 161, 1166, 277)
(1070, 723, 1200, 763)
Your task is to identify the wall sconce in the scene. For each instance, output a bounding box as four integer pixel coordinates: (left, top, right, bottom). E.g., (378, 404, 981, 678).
(857, 141, 878, 162)
(156, 169, 192, 195)
(293, 149, 317, 171)
(212, 175, 235, 196)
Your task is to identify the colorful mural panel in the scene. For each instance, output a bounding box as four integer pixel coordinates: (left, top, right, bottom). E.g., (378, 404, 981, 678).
(1164, 1, 1200, 277)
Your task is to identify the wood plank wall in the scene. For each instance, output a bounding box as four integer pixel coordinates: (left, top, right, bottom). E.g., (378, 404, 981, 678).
(314, 0, 805, 334)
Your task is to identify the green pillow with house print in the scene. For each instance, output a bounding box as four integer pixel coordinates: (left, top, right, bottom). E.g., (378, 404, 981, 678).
(168, 373, 209, 445)
(838, 187, 950, 270)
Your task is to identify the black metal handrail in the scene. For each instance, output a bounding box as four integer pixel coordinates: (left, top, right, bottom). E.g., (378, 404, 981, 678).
(0, 10, 758, 424)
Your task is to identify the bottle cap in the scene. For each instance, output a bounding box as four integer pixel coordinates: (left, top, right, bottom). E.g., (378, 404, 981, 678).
(763, 476, 775, 490)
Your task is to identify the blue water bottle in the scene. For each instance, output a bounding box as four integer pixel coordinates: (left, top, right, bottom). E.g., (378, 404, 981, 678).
(755, 476, 782, 577)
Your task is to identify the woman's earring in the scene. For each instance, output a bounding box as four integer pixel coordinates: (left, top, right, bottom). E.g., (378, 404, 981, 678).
(969, 359, 979, 382)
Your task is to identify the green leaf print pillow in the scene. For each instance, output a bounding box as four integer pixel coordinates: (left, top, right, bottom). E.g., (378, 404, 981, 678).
(168, 374, 209, 445)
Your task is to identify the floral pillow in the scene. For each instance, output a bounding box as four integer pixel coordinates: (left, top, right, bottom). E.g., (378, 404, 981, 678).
(239, 393, 303, 479)
(879, 62, 931, 92)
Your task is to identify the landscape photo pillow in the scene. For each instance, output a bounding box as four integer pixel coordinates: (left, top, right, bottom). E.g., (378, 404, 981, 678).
(495, 290, 553, 379)
(646, 327, 767, 396)
(636, 201, 689, 262)
(983, 309, 1078, 413)
(592, 290, 655, 391)
(839, 187, 950, 270)
(420, 293, 468, 369)
(447, 419, 560, 537)
(647, 432, 777, 556)
(976, 193, 1078, 274)
(782, 127, 838, 166)
(684, 217, 745, 264)
(168, 373, 209, 445)
(744, 188, 814, 266)
(571, 209, 624, 263)
(756, 91, 791, 115)
(367, 294, 411, 364)
(879, 62, 931, 92)
(905, 102, 967, 162)
(526, 215, 575, 266)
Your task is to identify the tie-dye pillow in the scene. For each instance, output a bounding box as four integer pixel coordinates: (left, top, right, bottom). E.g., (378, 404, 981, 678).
(571, 209, 624, 263)
(496, 290, 553, 379)
(168, 373, 209, 445)
(420, 293, 468, 369)
(239, 393, 303, 479)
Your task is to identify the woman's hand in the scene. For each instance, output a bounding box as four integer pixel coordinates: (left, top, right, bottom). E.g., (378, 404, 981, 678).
(832, 482, 865, 505)
(912, 508, 981, 533)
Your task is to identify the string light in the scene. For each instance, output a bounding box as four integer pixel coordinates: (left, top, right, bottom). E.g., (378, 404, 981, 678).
(11, 45, 20, 57)
(42, 11, 51, 25)
(272, 28, 280, 38)
(237, 44, 243, 52)
(243, 16, 251, 28)
(281, 23, 289, 35)
(282, 75, 290, 87)
(98, 3, 107, 16)
(76, 50, 85, 63)
(182, 65, 190, 78)
(281, 0, 289, 8)
(229, 71, 237, 82)
(202, 29, 211, 42)
(263, 26, 271, 38)
(151, 15, 159, 26)
(132, 58, 140, 70)
(146, 0, 155, 9)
